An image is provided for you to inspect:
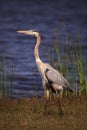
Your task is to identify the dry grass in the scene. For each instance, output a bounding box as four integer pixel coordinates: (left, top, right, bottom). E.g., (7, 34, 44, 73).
(0, 96, 87, 130)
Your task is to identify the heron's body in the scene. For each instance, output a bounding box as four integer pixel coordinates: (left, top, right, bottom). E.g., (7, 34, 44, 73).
(17, 30, 73, 114)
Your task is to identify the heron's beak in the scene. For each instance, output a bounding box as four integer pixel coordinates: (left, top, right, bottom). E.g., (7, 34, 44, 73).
(17, 30, 29, 35)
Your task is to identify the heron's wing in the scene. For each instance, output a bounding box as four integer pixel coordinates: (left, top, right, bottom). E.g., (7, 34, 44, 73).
(45, 64, 70, 88)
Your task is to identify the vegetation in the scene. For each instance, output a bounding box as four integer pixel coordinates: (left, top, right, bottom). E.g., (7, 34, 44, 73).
(49, 32, 87, 96)
(0, 96, 87, 130)
(0, 55, 14, 98)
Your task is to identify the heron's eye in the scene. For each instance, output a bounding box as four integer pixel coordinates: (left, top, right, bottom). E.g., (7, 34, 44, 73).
(29, 30, 34, 32)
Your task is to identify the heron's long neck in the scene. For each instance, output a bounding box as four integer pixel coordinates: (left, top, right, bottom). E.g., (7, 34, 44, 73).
(34, 34, 41, 63)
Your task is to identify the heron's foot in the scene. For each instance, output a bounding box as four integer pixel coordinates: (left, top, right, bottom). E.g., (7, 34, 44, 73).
(43, 99, 49, 114)
(57, 99, 63, 116)
(43, 106, 47, 115)
(58, 109, 63, 116)
(43, 109, 46, 115)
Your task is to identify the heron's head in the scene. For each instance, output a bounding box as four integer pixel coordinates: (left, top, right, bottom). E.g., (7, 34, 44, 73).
(17, 30, 39, 37)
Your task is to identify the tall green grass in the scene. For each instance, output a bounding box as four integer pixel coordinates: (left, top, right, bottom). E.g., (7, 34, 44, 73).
(49, 32, 87, 96)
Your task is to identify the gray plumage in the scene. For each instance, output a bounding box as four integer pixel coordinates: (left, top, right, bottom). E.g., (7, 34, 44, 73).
(44, 65, 73, 93)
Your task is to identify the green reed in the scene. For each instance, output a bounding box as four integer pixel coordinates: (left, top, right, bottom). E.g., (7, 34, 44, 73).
(49, 32, 87, 96)
(0, 55, 14, 98)
(70, 34, 87, 96)
(0, 55, 6, 97)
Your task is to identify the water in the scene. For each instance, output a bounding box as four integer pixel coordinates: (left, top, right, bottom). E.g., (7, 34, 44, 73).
(0, 0, 87, 97)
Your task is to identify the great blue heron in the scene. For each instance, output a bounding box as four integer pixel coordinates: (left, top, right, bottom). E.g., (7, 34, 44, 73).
(17, 30, 73, 114)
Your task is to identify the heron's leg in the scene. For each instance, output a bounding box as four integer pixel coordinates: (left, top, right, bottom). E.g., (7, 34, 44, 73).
(57, 92, 63, 115)
(44, 89, 50, 114)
